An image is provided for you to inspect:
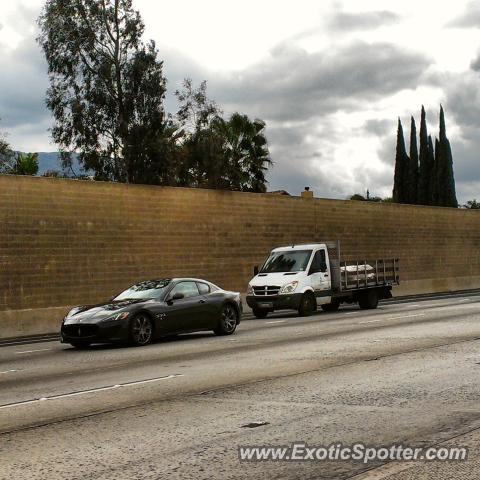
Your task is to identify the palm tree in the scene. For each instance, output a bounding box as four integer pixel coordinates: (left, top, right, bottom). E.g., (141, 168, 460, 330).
(15, 153, 39, 175)
(212, 113, 272, 192)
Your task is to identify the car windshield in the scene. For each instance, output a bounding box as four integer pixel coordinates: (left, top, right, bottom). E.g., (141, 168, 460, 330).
(260, 250, 312, 273)
(113, 279, 171, 301)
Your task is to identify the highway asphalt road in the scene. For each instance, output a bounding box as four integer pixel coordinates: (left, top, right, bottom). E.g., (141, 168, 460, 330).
(1, 293, 480, 479)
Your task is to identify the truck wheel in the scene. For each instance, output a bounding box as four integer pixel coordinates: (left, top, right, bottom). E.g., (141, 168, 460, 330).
(252, 308, 269, 319)
(321, 298, 340, 312)
(298, 292, 316, 316)
(359, 290, 379, 310)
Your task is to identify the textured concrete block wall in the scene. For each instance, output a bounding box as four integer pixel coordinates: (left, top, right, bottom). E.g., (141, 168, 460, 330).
(1, 175, 480, 337)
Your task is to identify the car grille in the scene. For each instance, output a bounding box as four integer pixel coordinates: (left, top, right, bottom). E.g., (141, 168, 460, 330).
(253, 286, 281, 296)
(62, 324, 99, 338)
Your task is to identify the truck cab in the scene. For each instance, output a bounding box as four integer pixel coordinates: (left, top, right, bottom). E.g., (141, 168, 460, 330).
(246, 244, 333, 318)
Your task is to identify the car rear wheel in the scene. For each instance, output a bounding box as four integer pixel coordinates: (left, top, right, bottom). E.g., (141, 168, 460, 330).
(298, 292, 316, 316)
(130, 313, 154, 346)
(252, 308, 269, 319)
(214, 304, 238, 335)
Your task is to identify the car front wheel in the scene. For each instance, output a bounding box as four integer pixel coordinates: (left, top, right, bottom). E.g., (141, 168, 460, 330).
(214, 304, 238, 335)
(130, 313, 154, 346)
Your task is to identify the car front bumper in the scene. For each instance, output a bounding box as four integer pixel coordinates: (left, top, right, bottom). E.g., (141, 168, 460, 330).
(61, 320, 129, 344)
(246, 293, 303, 312)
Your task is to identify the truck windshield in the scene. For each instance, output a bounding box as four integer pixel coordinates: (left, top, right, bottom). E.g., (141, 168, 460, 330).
(260, 250, 312, 273)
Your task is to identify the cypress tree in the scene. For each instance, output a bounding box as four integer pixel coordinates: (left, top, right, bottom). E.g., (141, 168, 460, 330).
(408, 116, 419, 204)
(427, 135, 435, 205)
(437, 106, 458, 208)
(418, 106, 429, 204)
(433, 137, 440, 205)
(392, 118, 409, 203)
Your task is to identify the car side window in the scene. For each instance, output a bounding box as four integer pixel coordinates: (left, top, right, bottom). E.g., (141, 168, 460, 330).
(197, 282, 210, 295)
(311, 250, 327, 272)
(170, 282, 200, 299)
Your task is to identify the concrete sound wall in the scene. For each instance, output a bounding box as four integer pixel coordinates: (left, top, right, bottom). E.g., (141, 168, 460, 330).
(1, 175, 480, 338)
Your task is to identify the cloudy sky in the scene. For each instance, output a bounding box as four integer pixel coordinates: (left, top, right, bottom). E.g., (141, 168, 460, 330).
(0, 1, 479, 202)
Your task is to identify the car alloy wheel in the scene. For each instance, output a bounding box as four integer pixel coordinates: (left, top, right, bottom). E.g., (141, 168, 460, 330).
(222, 304, 237, 333)
(131, 314, 153, 346)
(214, 304, 238, 336)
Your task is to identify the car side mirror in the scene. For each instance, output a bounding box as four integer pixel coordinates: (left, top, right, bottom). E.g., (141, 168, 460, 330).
(167, 292, 184, 305)
(253, 265, 259, 276)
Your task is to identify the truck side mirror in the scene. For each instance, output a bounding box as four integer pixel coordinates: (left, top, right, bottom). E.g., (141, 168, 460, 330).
(253, 265, 259, 276)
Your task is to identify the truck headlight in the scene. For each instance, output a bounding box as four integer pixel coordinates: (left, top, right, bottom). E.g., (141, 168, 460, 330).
(247, 284, 253, 295)
(279, 281, 298, 294)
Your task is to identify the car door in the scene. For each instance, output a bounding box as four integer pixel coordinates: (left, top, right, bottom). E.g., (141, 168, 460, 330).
(309, 249, 331, 306)
(164, 281, 209, 333)
(196, 281, 218, 329)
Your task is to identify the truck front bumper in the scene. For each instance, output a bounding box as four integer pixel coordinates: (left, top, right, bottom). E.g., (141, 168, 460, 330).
(246, 293, 303, 312)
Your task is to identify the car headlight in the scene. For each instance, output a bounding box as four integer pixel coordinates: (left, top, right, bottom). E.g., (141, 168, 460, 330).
(100, 311, 130, 322)
(247, 284, 253, 295)
(279, 281, 298, 294)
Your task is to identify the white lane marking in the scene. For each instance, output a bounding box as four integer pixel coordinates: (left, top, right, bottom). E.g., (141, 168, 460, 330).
(0, 369, 18, 374)
(344, 312, 357, 315)
(15, 348, 52, 354)
(0, 374, 183, 410)
(458, 298, 471, 302)
(387, 313, 425, 320)
(266, 320, 287, 325)
(407, 304, 420, 307)
(359, 319, 383, 324)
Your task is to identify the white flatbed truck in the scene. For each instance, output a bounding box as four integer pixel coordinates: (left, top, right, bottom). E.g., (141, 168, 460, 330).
(246, 241, 399, 318)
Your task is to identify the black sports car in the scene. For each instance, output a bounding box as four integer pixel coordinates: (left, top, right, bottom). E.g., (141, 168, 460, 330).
(61, 278, 242, 348)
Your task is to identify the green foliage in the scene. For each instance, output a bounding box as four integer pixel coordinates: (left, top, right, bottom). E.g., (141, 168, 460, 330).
(426, 135, 435, 205)
(392, 119, 409, 203)
(435, 106, 458, 208)
(175, 79, 221, 133)
(418, 106, 429, 205)
(349, 193, 383, 202)
(175, 80, 272, 192)
(464, 199, 480, 209)
(38, 0, 168, 183)
(392, 106, 458, 208)
(407, 116, 418, 203)
(0, 118, 12, 170)
(212, 114, 272, 192)
(38, 3, 273, 192)
(1, 152, 39, 175)
(15, 153, 39, 175)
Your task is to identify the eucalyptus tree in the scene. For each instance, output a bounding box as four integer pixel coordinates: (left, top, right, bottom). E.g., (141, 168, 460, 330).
(38, 0, 169, 183)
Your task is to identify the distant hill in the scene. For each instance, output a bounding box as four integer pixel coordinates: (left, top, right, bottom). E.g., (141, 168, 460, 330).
(34, 152, 89, 177)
